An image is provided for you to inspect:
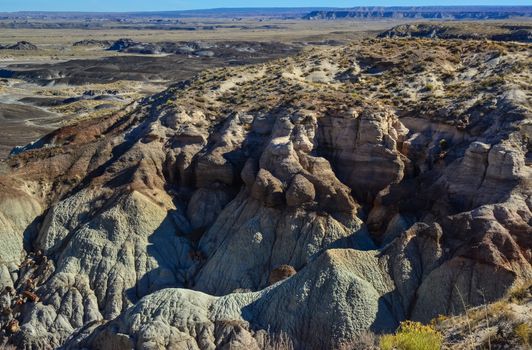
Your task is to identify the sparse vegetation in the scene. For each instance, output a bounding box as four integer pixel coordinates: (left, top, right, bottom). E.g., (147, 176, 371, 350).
(379, 321, 443, 350)
(430, 282, 532, 349)
(439, 139, 448, 150)
(337, 331, 378, 350)
(257, 330, 294, 350)
(507, 282, 532, 304)
(514, 322, 532, 347)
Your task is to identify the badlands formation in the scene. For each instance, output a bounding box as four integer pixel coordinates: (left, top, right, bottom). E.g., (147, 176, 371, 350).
(0, 38, 530, 349)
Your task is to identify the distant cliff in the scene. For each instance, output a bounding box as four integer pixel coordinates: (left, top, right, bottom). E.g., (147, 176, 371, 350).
(378, 23, 532, 43)
(303, 6, 532, 20)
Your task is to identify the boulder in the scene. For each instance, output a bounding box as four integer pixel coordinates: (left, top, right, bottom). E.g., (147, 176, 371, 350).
(285, 174, 315, 206)
(268, 264, 297, 285)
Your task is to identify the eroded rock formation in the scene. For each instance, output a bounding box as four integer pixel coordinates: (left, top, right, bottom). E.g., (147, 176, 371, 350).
(0, 38, 530, 349)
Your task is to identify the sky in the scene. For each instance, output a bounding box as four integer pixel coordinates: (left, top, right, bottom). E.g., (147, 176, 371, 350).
(1, 0, 530, 12)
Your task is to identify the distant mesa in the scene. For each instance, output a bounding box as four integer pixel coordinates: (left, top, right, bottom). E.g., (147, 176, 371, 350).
(378, 23, 532, 43)
(0, 41, 38, 50)
(302, 6, 532, 20)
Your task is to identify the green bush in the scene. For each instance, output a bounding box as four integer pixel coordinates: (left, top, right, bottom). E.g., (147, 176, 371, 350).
(380, 321, 443, 350)
(439, 138, 448, 150)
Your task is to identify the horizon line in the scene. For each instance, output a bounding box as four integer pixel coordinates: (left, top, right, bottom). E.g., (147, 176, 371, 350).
(2, 5, 532, 15)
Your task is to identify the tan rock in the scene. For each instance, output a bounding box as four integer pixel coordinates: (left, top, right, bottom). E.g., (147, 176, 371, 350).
(285, 174, 315, 206)
(268, 264, 297, 285)
(250, 169, 284, 207)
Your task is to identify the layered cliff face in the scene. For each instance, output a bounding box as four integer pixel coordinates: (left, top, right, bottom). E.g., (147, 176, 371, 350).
(302, 7, 532, 20)
(0, 38, 530, 349)
(378, 22, 532, 43)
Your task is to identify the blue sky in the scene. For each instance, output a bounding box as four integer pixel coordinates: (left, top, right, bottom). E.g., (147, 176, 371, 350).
(1, 0, 530, 12)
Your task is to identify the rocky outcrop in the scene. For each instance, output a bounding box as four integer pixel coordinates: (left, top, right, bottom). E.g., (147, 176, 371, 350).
(0, 38, 530, 349)
(70, 224, 449, 349)
(412, 197, 532, 322)
(317, 108, 408, 202)
(193, 108, 363, 295)
(0, 41, 38, 50)
(70, 248, 401, 350)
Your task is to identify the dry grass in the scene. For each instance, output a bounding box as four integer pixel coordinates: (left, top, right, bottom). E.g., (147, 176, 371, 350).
(337, 331, 378, 350)
(514, 322, 532, 347)
(507, 281, 532, 305)
(256, 330, 294, 350)
(431, 282, 532, 350)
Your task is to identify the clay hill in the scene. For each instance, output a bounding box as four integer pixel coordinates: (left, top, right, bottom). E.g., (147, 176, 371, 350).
(0, 37, 530, 349)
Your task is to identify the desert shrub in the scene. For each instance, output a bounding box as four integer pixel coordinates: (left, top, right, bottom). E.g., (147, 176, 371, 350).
(439, 138, 448, 150)
(379, 321, 443, 350)
(507, 282, 532, 304)
(268, 265, 296, 285)
(431, 314, 448, 325)
(514, 323, 532, 347)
